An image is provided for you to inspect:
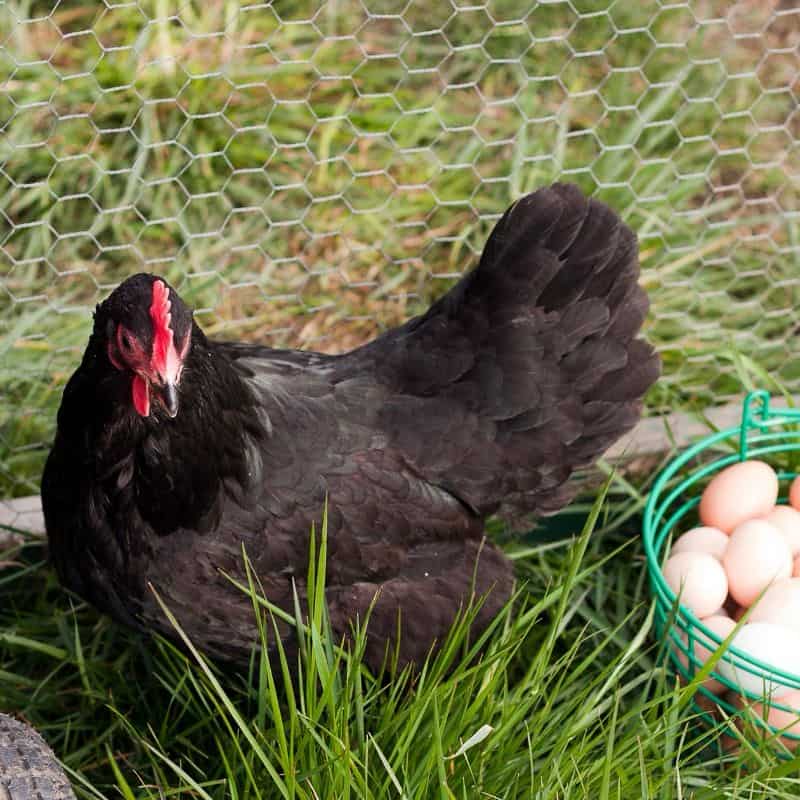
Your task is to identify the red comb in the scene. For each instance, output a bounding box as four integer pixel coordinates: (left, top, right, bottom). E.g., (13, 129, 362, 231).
(149, 279, 174, 377)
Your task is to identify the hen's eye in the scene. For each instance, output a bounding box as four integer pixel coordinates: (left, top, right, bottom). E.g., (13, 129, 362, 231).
(118, 328, 135, 353)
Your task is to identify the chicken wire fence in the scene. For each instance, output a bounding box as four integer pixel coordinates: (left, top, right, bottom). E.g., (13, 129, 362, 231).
(0, 0, 798, 499)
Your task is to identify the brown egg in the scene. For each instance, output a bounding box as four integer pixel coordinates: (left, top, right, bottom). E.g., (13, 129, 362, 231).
(699, 460, 778, 533)
(748, 578, 800, 634)
(790, 476, 800, 512)
(762, 506, 800, 557)
(755, 691, 800, 746)
(671, 526, 729, 561)
(722, 519, 792, 607)
(734, 689, 800, 752)
(663, 551, 729, 618)
(675, 615, 736, 695)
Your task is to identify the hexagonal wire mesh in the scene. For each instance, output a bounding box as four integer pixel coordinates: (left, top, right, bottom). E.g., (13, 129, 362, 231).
(0, 0, 798, 499)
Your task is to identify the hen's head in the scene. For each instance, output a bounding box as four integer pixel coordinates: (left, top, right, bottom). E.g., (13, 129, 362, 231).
(94, 274, 193, 419)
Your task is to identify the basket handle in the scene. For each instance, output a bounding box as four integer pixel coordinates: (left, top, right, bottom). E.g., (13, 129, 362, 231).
(739, 390, 800, 460)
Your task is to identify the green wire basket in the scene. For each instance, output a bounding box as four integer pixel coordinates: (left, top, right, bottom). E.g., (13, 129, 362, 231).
(643, 389, 800, 741)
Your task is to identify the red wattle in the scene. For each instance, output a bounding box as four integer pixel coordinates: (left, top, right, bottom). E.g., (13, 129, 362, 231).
(132, 374, 150, 417)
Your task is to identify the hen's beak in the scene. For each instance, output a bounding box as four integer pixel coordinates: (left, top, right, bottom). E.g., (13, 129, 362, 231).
(159, 381, 179, 418)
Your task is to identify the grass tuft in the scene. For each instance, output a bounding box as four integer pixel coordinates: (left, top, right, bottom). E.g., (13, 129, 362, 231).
(2, 489, 800, 798)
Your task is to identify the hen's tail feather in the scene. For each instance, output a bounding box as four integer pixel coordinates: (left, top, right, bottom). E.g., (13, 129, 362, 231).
(481, 184, 659, 515)
(374, 182, 659, 521)
(476, 183, 658, 380)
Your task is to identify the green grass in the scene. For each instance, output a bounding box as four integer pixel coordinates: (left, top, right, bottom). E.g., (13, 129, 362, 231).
(4, 489, 800, 798)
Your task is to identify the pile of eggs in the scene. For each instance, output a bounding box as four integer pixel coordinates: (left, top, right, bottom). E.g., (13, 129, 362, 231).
(663, 459, 800, 738)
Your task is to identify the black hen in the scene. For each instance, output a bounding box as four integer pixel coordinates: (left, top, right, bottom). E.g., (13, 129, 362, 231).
(42, 184, 660, 671)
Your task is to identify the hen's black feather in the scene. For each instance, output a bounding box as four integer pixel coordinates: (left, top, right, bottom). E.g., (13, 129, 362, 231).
(42, 183, 660, 670)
